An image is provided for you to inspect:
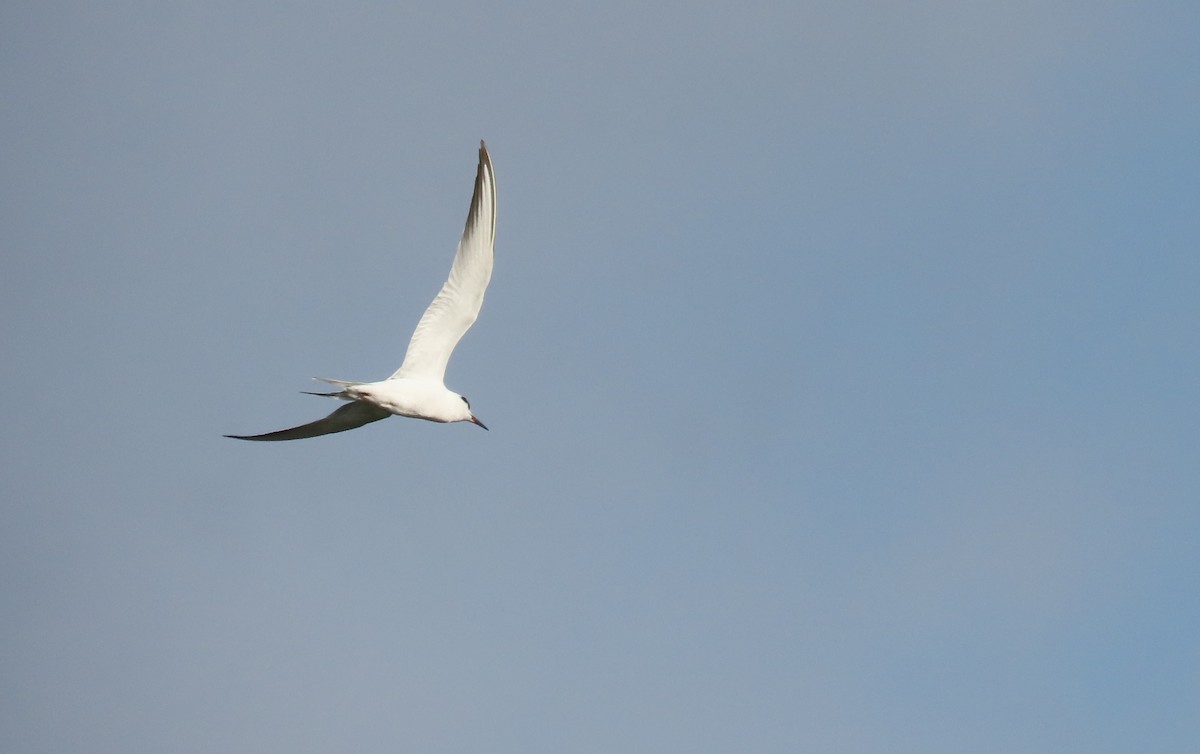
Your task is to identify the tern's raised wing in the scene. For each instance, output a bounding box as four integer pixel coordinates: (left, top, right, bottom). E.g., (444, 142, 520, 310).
(224, 401, 390, 441)
(390, 141, 496, 382)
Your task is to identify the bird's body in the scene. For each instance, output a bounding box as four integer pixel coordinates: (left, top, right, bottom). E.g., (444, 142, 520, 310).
(332, 378, 479, 425)
(226, 142, 496, 441)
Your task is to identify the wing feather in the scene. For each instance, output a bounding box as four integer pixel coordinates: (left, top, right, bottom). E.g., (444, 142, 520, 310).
(390, 141, 496, 381)
(224, 401, 390, 441)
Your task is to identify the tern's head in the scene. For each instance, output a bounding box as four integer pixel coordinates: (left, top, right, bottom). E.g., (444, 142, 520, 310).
(458, 395, 488, 431)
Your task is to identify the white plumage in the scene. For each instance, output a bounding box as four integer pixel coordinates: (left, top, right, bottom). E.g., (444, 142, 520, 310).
(227, 141, 496, 441)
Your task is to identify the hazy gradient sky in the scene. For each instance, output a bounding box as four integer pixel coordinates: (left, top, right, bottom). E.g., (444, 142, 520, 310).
(3, 2, 1198, 752)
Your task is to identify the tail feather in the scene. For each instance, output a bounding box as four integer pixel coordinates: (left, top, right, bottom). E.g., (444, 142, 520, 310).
(302, 377, 361, 398)
(314, 377, 362, 388)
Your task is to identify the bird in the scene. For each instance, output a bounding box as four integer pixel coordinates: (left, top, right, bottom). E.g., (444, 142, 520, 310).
(226, 141, 496, 441)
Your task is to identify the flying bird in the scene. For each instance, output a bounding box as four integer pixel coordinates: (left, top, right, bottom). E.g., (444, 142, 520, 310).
(226, 141, 496, 441)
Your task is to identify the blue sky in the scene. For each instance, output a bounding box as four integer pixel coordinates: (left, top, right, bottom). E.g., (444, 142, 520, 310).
(2, 2, 1198, 751)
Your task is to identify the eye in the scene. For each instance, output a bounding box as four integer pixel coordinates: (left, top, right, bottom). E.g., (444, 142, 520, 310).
(460, 396, 471, 409)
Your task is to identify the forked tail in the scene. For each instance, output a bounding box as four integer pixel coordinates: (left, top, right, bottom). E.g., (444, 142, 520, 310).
(314, 377, 362, 388)
(302, 377, 364, 399)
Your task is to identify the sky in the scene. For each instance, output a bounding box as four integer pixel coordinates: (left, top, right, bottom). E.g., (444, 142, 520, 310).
(2, 1, 1198, 751)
